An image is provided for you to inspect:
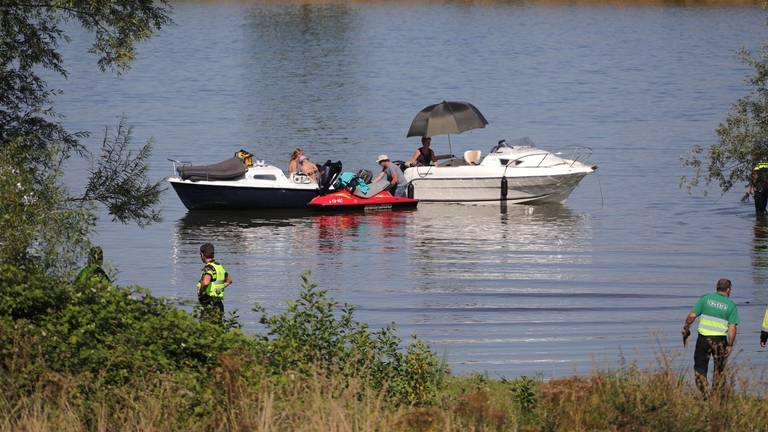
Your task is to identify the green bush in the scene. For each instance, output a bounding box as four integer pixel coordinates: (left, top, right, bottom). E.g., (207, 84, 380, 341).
(0, 263, 254, 388)
(0, 265, 448, 412)
(255, 271, 448, 405)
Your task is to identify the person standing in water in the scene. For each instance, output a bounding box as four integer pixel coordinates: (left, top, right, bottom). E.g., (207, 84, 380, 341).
(197, 243, 232, 325)
(751, 162, 768, 215)
(681, 278, 739, 398)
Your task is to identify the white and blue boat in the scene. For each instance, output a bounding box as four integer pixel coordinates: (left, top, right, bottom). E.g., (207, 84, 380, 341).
(168, 157, 323, 210)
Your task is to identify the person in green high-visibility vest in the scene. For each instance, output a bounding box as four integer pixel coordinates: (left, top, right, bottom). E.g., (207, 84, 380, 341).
(681, 278, 740, 398)
(74, 246, 111, 286)
(750, 162, 768, 215)
(197, 243, 233, 325)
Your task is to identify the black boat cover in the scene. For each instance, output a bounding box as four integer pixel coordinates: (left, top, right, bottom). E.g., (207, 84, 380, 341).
(179, 157, 248, 181)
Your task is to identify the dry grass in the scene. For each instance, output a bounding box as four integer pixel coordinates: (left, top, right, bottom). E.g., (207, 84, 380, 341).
(3, 355, 768, 431)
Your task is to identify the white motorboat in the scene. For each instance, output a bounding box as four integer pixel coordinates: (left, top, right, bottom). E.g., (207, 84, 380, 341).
(402, 138, 596, 204)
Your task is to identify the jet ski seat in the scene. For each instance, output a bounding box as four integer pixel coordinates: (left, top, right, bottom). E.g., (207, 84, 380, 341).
(179, 157, 248, 181)
(351, 179, 389, 199)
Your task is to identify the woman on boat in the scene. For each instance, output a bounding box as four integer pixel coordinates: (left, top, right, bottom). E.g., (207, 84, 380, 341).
(298, 155, 319, 183)
(288, 148, 304, 173)
(408, 136, 438, 167)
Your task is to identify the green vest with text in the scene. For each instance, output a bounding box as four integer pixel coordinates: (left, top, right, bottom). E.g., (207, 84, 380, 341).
(762, 308, 768, 333)
(692, 292, 740, 337)
(197, 262, 227, 298)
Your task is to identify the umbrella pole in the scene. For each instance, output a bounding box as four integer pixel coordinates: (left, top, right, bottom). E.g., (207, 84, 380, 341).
(448, 134, 453, 158)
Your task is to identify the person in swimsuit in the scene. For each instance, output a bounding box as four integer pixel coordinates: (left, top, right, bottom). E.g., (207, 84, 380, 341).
(288, 148, 304, 174)
(408, 136, 438, 167)
(298, 155, 319, 183)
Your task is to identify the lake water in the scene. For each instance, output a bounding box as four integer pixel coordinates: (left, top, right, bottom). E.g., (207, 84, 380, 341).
(54, 1, 768, 377)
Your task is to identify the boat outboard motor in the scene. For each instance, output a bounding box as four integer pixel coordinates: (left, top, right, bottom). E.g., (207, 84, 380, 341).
(318, 160, 343, 194)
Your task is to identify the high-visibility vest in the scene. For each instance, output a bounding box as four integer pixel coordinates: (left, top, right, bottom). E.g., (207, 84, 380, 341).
(197, 262, 227, 298)
(754, 162, 768, 171)
(698, 314, 729, 337)
(762, 308, 768, 333)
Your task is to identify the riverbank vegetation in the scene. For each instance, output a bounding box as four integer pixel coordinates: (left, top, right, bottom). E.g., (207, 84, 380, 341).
(2, 267, 768, 431)
(683, 8, 768, 196)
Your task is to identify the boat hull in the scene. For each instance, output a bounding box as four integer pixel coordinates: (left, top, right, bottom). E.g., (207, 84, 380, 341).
(407, 172, 589, 204)
(170, 181, 318, 210)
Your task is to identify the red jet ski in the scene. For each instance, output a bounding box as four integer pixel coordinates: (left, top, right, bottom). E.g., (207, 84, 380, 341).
(309, 178, 418, 211)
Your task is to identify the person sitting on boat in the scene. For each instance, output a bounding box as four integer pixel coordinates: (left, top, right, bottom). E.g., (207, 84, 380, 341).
(288, 148, 304, 173)
(298, 155, 319, 183)
(408, 136, 438, 167)
(373, 154, 406, 197)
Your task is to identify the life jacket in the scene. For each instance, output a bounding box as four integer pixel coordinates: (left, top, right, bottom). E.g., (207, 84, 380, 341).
(197, 261, 227, 298)
(756, 162, 768, 192)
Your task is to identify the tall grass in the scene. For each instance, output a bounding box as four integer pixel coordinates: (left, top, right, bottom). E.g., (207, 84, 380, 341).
(2, 355, 768, 431)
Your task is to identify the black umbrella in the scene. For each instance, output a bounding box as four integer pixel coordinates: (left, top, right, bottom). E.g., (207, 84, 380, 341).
(406, 101, 489, 138)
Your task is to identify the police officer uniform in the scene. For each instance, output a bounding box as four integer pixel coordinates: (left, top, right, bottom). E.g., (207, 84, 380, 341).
(689, 290, 740, 395)
(753, 162, 768, 215)
(197, 260, 228, 324)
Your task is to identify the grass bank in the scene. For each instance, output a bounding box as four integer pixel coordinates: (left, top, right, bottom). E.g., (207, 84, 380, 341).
(1, 266, 766, 431)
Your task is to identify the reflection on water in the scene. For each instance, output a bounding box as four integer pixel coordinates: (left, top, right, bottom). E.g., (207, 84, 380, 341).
(171, 204, 595, 374)
(243, 4, 360, 155)
(409, 204, 591, 284)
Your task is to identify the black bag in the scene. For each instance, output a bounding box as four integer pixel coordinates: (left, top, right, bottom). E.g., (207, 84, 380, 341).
(319, 160, 343, 193)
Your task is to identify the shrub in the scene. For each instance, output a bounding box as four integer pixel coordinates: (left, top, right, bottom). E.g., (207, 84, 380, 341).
(0, 263, 254, 388)
(255, 271, 448, 405)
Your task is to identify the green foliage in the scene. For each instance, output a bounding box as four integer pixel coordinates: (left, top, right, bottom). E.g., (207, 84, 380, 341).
(0, 264, 448, 419)
(0, 141, 93, 272)
(0, 0, 172, 163)
(683, 40, 768, 194)
(255, 271, 448, 405)
(0, 1, 171, 272)
(82, 117, 164, 226)
(511, 375, 539, 413)
(0, 263, 254, 389)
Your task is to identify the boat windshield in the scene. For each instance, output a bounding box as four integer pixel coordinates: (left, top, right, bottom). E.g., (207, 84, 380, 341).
(491, 137, 535, 153)
(505, 137, 535, 147)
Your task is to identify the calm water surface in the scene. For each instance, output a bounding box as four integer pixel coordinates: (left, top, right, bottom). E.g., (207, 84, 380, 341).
(55, 2, 768, 376)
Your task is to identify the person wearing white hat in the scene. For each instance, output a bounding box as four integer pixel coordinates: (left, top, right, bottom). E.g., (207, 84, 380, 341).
(373, 154, 406, 197)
